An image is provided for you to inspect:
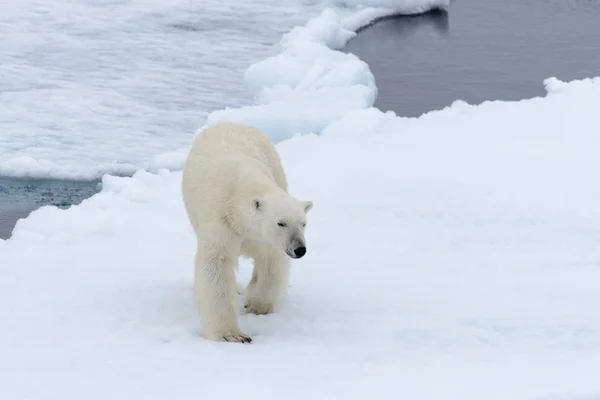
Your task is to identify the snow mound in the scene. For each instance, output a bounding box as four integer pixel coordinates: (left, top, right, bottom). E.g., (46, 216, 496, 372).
(206, 8, 376, 142)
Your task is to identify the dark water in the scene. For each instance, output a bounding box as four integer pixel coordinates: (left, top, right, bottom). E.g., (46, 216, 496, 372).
(345, 0, 600, 117)
(0, 178, 100, 240)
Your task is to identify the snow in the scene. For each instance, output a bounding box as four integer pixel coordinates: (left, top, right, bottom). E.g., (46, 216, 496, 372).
(3, 0, 600, 399)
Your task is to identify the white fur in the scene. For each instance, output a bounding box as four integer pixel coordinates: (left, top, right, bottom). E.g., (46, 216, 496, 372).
(181, 122, 313, 343)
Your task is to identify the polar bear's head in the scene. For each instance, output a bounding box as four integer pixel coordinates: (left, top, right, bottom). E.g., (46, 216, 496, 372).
(249, 192, 313, 259)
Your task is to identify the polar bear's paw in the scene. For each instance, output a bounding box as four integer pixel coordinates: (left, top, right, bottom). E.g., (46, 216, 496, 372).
(244, 298, 275, 315)
(205, 329, 252, 343)
(221, 332, 252, 343)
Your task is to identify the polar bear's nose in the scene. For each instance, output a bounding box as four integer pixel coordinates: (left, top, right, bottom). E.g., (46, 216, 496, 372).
(294, 246, 306, 258)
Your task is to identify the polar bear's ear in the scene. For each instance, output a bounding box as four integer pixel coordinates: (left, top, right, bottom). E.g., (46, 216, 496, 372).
(252, 197, 263, 211)
(303, 200, 313, 213)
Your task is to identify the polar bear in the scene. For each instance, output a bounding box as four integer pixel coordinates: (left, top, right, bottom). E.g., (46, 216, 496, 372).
(181, 122, 313, 343)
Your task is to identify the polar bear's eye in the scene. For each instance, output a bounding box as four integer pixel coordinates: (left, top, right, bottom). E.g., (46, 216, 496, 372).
(277, 222, 287, 227)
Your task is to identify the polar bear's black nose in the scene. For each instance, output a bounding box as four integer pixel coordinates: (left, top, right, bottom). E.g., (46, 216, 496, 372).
(294, 246, 306, 258)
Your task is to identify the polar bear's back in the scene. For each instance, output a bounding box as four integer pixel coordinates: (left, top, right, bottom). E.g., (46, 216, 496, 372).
(187, 122, 287, 189)
(181, 123, 288, 231)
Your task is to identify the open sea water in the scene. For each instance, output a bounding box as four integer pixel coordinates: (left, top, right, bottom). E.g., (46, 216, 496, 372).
(345, 0, 600, 117)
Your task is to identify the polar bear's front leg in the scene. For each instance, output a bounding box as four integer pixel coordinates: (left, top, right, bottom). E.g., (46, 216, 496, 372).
(194, 238, 251, 343)
(244, 251, 290, 315)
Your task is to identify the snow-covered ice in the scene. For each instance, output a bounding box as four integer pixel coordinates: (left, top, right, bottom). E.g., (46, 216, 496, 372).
(2, 0, 600, 399)
(0, 0, 325, 180)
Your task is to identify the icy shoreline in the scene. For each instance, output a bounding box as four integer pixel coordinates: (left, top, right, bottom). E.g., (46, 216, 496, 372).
(0, 177, 100, 239)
